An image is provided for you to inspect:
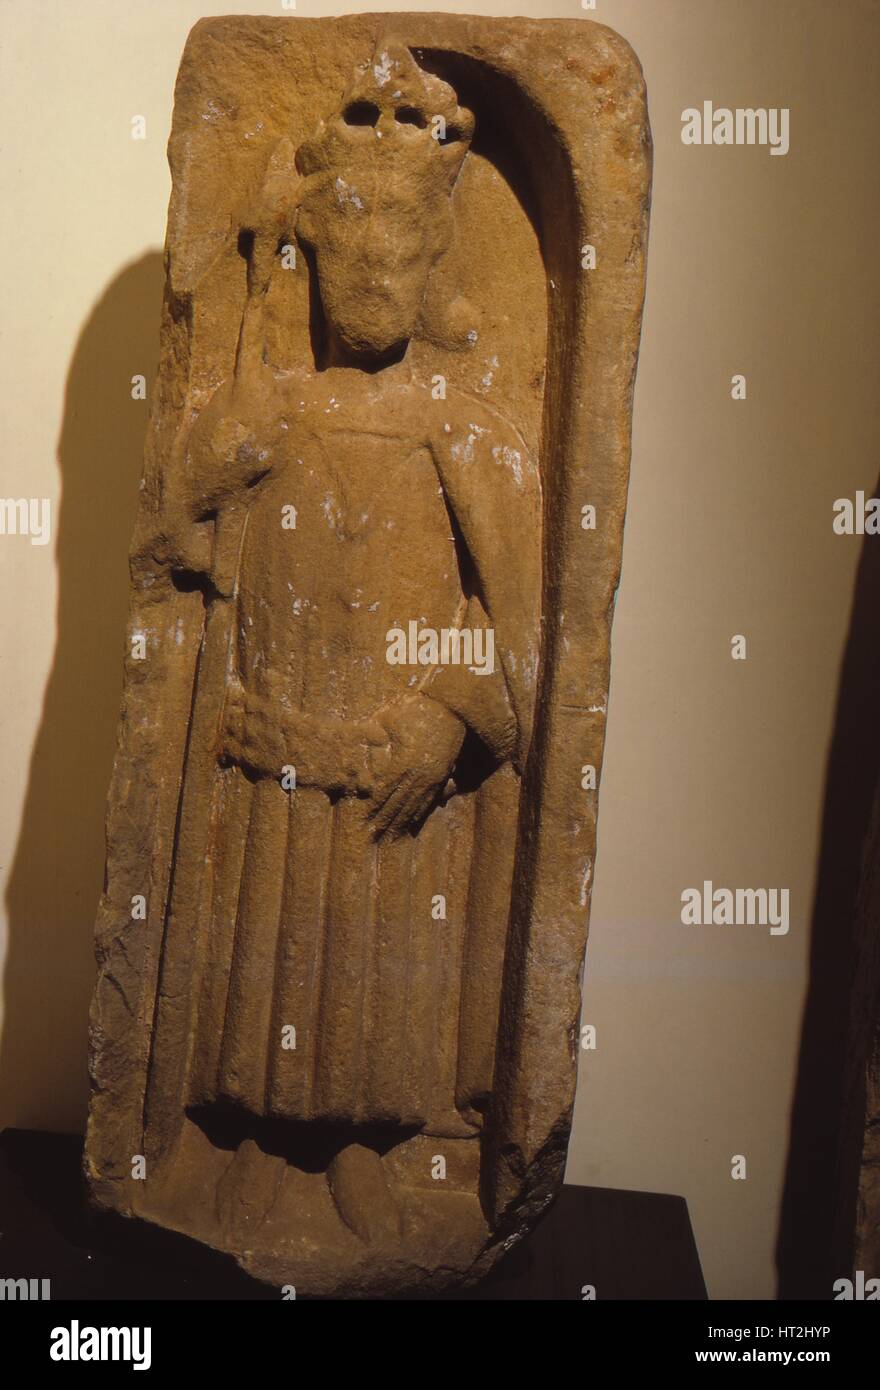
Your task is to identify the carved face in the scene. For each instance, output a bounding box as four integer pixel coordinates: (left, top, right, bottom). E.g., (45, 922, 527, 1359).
(295, 42, 473, 360)
(297, 161, 456, 358)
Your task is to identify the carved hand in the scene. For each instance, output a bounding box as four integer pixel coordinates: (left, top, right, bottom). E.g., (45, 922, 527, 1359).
(155, 366, 287, 576)
(366, 692, 466, 837)
(187, 365, 288, 509)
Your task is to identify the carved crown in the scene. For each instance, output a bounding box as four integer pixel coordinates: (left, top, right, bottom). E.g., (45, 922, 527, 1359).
(296, 39, 474, 194)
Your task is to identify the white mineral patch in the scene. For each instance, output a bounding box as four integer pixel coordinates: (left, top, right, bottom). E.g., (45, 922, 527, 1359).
(334, 177, 364, 211)
(479, 356, 499, 393)
(374, 52, 393, 86)
(579, 860, 593, 908)
(451, 432, 478, 465)
(492, 443, 523, 487)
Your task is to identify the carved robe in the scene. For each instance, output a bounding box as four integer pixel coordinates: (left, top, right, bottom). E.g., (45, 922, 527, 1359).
(146, 371, 541, 1148)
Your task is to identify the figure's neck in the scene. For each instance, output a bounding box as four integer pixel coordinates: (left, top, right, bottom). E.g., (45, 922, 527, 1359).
(322, 325, 412, 378)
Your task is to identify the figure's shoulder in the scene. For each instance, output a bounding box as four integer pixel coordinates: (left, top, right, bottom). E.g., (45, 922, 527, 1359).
(438, 386, 531, 448)
(433, 386, 539, 496)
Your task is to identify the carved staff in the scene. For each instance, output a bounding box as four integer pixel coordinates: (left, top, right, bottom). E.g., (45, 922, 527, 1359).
(144, 149, 299, 1158)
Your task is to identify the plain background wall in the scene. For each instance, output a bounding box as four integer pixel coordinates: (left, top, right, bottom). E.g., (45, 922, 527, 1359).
(1, 0, 878, 1299)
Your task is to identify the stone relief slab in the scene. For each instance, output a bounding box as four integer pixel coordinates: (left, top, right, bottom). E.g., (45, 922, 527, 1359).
(84, 12, 651, 1296)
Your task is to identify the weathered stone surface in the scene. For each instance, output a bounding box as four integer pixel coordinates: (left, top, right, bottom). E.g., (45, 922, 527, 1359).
(84, 12, 651, 1296)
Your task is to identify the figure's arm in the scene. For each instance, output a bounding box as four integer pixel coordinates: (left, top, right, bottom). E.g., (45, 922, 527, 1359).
(418, 592, 518, 764)
(426, 392, 543, 771)
(363, 396, 541, 837)
(148, 366, 287, 586)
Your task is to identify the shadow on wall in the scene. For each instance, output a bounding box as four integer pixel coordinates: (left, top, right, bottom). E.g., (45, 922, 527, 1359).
(0, 252, 164, 1134)
(777, 475, 880, 1298)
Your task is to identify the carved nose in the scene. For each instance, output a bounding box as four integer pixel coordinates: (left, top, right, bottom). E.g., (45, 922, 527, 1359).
(374, 101, 429, 137)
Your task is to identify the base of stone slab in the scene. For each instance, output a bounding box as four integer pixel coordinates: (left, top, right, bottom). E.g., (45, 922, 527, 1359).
(1, 1127, 707, 1299)
(92, 1110, 504, 1296)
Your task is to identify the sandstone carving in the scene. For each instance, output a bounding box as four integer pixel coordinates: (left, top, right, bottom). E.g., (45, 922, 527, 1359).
(84, 13, 651, 1296)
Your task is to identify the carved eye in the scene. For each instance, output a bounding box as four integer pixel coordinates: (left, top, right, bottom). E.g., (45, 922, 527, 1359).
(395, 106, 427, 129)
(343, 101, 379, 127)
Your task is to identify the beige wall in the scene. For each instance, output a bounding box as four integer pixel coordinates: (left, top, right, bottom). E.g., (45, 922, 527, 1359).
(1, 0, 877, 1300)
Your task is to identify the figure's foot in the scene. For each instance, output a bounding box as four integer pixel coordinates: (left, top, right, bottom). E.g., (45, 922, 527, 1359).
(215, 1137, 285, 1239)
(421, 1109, 481, 1139)
(327, 1143, 402, 1245)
